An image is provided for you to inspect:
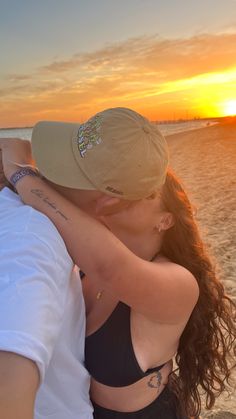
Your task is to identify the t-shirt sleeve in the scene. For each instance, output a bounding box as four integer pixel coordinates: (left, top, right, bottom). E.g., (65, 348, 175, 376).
(0, 218, 73, 383)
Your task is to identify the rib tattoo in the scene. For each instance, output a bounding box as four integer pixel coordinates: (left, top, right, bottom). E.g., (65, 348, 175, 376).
(147, 371, 162, 390)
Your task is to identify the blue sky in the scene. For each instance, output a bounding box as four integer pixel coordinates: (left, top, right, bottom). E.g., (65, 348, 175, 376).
(1, 0, 235, 75)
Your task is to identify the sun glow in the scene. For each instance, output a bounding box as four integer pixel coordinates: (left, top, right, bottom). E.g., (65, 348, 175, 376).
(222, 99, 236, 116)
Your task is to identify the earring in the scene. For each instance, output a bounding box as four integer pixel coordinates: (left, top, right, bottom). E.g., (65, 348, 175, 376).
(155, 225, 162, 233)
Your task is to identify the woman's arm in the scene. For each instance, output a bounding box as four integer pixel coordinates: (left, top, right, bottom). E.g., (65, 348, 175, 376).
(0, 150, 12, 190)
(0, 139, 199, 324)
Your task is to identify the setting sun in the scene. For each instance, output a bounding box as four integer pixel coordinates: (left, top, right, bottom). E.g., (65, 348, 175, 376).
(222, 100, 236, 116)
(0, 4, 236, 127)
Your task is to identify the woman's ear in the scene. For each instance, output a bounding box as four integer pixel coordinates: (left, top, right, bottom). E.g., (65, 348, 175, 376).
(157, 212, 175, 232)
(95, 195, 129, 216)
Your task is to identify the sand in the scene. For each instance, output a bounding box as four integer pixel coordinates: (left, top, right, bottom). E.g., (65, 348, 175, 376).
(166, 120, 236, 419)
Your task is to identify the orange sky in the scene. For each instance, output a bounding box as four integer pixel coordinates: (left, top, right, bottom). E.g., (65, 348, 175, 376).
(1, 32, 236, 127)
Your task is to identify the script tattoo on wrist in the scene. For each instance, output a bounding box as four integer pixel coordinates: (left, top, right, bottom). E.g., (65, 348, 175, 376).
(31, 189, 69, 221)
(147, 371, 162, 391)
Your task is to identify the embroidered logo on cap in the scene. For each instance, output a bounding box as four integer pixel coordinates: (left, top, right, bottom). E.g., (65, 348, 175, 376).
(76, 115, 103, 158)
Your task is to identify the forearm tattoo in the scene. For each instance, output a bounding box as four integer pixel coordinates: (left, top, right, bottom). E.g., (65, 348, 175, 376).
(31, 189, 69, 221)
(147, 371, 162, 391)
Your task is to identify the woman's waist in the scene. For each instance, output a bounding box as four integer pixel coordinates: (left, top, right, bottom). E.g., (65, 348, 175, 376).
(90, 361, 173, 413)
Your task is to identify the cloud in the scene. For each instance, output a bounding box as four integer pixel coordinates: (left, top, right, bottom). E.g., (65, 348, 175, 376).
(6, 74, 32, 82)
(1, 32, 236, 126)
(40, 33, 236, 80)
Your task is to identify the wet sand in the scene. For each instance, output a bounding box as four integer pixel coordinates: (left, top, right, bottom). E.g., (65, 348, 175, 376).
(166, 119, 236, 418)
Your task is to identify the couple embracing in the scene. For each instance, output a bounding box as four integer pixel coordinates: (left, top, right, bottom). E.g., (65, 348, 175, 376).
(0, 107, 235, 419)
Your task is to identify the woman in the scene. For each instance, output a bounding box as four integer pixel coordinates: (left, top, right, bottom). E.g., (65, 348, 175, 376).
(0, 135, 235, 419)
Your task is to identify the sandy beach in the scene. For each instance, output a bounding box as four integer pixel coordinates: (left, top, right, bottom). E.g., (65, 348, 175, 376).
(166, 119, 236, 419)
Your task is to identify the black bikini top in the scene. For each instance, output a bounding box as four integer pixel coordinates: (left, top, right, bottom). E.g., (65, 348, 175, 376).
(85, 301, 165, 387)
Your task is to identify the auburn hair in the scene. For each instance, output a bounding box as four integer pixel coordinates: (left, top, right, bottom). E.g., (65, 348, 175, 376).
(161, 170, 236, 417)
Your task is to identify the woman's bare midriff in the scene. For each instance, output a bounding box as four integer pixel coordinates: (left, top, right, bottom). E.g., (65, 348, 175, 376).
(90, 360, 173, 412)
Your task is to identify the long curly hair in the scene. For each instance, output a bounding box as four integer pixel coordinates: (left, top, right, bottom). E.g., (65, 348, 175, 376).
(160, 169, 236, 417)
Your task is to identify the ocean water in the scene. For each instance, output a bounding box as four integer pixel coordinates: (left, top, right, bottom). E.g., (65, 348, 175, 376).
(0, 127, 33, 140)
(0, 120, 217, 140)
(156, 119, 217, 136)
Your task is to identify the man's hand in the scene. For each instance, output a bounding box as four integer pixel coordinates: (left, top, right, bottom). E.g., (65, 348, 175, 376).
(0, 138, 35, 181)
(0, 351, 39, 419)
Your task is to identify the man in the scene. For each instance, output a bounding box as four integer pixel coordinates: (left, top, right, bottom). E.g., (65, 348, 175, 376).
(0, 107, 168, 419)
(0, 151, 93, 419)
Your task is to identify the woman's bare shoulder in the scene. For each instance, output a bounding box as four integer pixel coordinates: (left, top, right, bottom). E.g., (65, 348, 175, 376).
(153, 253, 199, 298)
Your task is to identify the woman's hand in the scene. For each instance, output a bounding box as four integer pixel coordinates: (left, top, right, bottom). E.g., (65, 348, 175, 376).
(0, 138, 35, 181)
(0, 151, 8, 190)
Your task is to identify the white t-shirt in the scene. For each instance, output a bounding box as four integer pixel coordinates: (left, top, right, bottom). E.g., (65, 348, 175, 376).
(0, 188, 93, 419)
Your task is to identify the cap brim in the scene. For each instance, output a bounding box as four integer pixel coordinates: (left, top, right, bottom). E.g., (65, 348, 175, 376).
(31, 121, 96, 189)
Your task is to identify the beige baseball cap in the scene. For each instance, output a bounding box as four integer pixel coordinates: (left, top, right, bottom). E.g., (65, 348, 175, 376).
(31, 107, 169, 200)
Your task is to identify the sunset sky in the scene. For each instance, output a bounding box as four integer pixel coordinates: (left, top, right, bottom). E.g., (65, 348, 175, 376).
(1, 0, 236, 127)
